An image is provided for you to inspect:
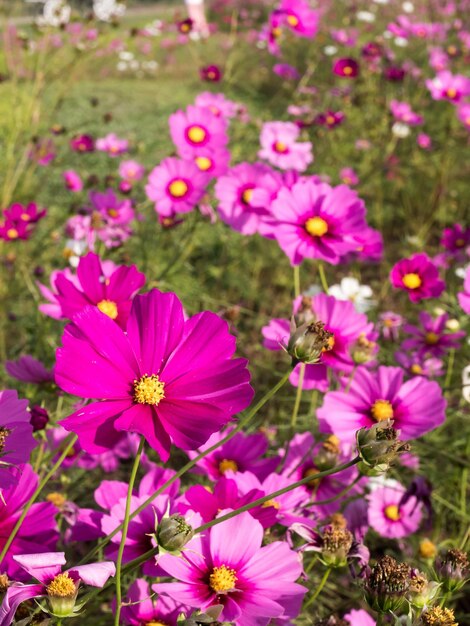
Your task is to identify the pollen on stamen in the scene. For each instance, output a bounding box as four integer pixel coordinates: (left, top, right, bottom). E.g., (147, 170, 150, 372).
(97, 299, 118, 320)
(133, 374, 165, 406)
(218, 459, 238, 474)
(46, 573, 77, 598)
(371, 399, 394, 422)
(305, 216, 329, 237)
(209, 565, 238, 594)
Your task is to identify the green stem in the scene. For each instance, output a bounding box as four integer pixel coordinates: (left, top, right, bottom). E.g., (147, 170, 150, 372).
(78, 368, 293, 566)
(0, 434, 78, 566)
(114, 436, 145, 626)
(303, 566, 332, 609)
(294, 264, 301, 298)
(444, 349, 455, 394)
(290, 363, 305, 428)
(318, 262, 329, 293)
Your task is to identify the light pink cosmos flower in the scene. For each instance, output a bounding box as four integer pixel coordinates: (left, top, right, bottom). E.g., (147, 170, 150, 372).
(96, 132, 129, 156)
(344, 608, 376, 625)
(368, 482, 422, 539)
(121, 579, 183, 625)
(417, 132, 432, 149)
(390, 100, 423, 125)
(194, 92, 240, 119)
(0, 552, 115, 626)
(169, 105, 228, 159)
(155, 512, 306, 625)
(426, 70, 470, 102)
(279, 0, 319, 38)
(0, 391, 36, 490)
(317, 365, 446, 444)
(269, 179, 368, 265)
(458, 266, 470, 314)
(189, 146, 231, 179)
(258, 122, 313, 172)
(456, 102, 470, 130)
(89, 189, 135, 226)
(339, 167, 359, 186)
(401, 311, 465, 358)
(146, 157, 208, 217)
(63, 170, 83, 192)
(56, 289, 254, 461)
(118, 159, 145, 182)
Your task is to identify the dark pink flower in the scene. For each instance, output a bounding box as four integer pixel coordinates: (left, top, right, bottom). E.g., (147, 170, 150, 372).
(458, 266, 470, 314)
(200, 65, 223, 82)
(279, 0, 319, 38)
(56, 289, 254, 461)
(390, 253, 445, 302)
(63, 170, 83, 192)
(0, 391, 36, 490)
(5, 355, 54, 384)
(121, 579, 183, 625)
(333, 57, 359, 78)
(70, 134, 94, 153)
(401, 311, 465, 357)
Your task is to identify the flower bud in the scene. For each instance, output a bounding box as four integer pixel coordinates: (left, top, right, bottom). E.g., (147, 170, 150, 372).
(420, 606, 457, 626)
(364, 555, 411, 614)
(435, 548, 469, 592)
(350, 334, 377, 364)
(157, 514, 194, 555)
(320, 523, 354, 568)
(419, 539, 437, 560)
(286, 318, 333, 365)
(46, 572, 78, 618)
(314, 435, 341, 471)
(356, 420, 410, 475)
(29, 405, 49, 432)
(408, 569, 440, 609)
(179, 605, 223, 625)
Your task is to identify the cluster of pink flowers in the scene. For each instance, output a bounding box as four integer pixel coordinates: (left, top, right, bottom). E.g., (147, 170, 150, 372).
(0, 203, 46, 242)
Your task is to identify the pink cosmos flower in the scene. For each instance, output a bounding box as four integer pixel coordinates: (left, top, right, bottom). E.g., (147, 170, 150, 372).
(214, 162, 274, 235)
(169, 105, 228, 158)
(394, 352, 444, 379)
(390, 100, 423, 125)
(70, 134, 94, 153)
(426, 70, 470, 102)
(332, 28, 359, 47)
(0, 464, 58, 579)
(200, 65, 222, 82)
(42, 252, 145, 329)
(429, 46, 449, 72)
(457, 102, 470, 130)
(401, 312, 465, 357)
(63, 170, 83, 193)
(146, 157, 208, 217)
(333, 57, 360, 78)
(194, 92, 239, 119)
(379, 311, 403, 341)
(279, 0, 319, 38)
(458, 266, 470, 314)
(273, 63, 300, 80)
(258, 122, 313, 172)
(38, 268, 82, 320)
(188, 428, 279, 481)
(315, 110, 345, 128)
(118, 160, 145, 182)
(155, 512, 306, 625)
(317, 365, 446, 444)
(0, 203, 47, 242)
(56, 289, 254, 461)
(29, 138, 55, 166)
(5, 355, 54, 384)
(345, 609, 376, 625)
(417, 132, 432, 149)
(189, 147, 231, 179)
(89, 189, 135, 226)
(0, 219, 29, 242)
(390, 253, 445, 302)
(0, 391, 36, 490)
(339, 167, 359, 186)
(121, 579, 183, 625)
(96, 132, 129, 156)
(0, 552, 115, 626)
(269, 179, 368, 265)
(368, 482, 422, 539)
(440, 223, 470, 258)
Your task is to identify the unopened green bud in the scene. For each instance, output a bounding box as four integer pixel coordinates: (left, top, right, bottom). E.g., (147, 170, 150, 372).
(350, 334, 377, 365)
(356, 420, 410, 476)
(286, 318, 333, 365)
(157, 514, 194, 554)
(408, 570, 440, 609)
(179, 605, 224, 625)
(435, 548, 469, 593)
(46, 572, 78, 618)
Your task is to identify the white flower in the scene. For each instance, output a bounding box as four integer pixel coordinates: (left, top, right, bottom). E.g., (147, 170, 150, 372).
(383, 30, 393, 39)
(394, 37, 409, 47)
(456, 263, 470, 278)
(392, 122, 411, 138)
(462, 365, 470, 403)
(117, 61, 128, 72)
(323, 45, 338, 56)
(37, 0, 71, 27)
(303, 284, 322, 297)
(119, 51, 134, 61)
(93, 0, 126, 22)
(63, 239, 87, 268)
(373, 0, 389, 4)
(357, 10, 376, 22)
(328, 277, 375, 312)
(402, 1, 415, 12)
(446, 318, 460, 331)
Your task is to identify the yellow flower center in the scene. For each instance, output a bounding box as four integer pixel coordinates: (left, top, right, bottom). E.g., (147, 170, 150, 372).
(419, 539, 437, 559)
(425, 332, 439, 345)
(0, 427, 11, 453)
(287, 13, 299, 27)
(303, 466, 320, 488)
(47, 492, 66, 508)
(209, 565, 238, 593)
(465, 116, 470, 126)
(97, 299, 118, 320)
(384, 504, 401, 521)
(274, 141, 288, 153)
(107, 209, 118, 218)
(455, 238, 465, 247)
(46, 573, 77, 598)
(371, 399, 394, 422)
(6, 228, 19, 239)
(241, 188, 254, 205)
(305, 216, 328, 237)
(168, 179, 189, 198)
(343, 66, 353, 76)
(133, 374, 165, 405)
(146, 622, 168, 626)
(262, 499, 281, 509)
(322, 334, 335, 352)
(187, 125, 207, 144)
(20, 213, 31, 221)
(446, 87, 457, 99)
(272, 26, 282, 38)
(218, 459, 238, 474)
(410, 364, 423, 375)
(326, 115, 335, 125)
(195, 156, 212, 171)
(181, 23, 190, 33)
(402, 272, 422, 289)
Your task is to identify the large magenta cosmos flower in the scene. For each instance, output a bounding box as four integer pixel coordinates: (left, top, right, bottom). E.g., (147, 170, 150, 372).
(56, 289, 254, 461)
(155, 511, 306, 625)
(317, 365, 446, 443)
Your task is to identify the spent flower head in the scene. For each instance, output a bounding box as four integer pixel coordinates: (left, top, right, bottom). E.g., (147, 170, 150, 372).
(356, 420, 410, 475)
(286, 317, 334, 365)
(364, 555, 411, 613)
